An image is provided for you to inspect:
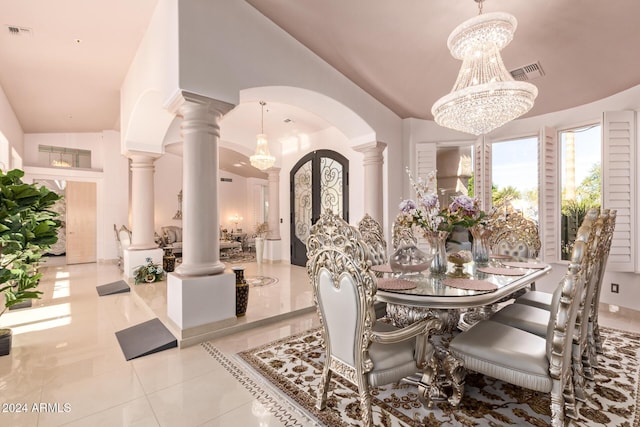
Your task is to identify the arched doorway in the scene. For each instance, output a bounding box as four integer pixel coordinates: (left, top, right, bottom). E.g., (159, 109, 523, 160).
(290, 150, 349, 266)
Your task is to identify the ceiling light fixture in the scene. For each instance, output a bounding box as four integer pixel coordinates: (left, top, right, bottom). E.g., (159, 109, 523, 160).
(250, 101, 276, 170)
(431, 0, 538, 135)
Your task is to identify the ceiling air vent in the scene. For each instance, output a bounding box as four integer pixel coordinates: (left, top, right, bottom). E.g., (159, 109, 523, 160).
(6, 25, 33, 37)
(510, 61, 544, 81)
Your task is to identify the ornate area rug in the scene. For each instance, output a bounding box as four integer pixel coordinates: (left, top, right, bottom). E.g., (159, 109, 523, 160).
(231, 326, 640, 426)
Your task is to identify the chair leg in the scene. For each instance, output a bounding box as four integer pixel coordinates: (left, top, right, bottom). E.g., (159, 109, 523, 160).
(562, 374, 578, 421)
(316, 366, 332, 411)
(572, 343, 587, 402)
(357, 378, 373, 427)
(593, 320, 604, 354)
(549, 388, 566, 427)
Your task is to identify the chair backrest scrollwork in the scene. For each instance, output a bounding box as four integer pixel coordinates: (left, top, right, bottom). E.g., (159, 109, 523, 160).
(488, 210, 541, 258)
(391, 214, 417, 251)
(358, 214, 388, 271)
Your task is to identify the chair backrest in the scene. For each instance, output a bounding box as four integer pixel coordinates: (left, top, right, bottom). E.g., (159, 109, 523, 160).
(590, 209, 616, 320)
(391, 214, 417, 251)
(546, 239, 587, 378)
(488, 210, 541, 258)
(118, 225, 132, 249)
(307, 211, 376, 375)
(358, 213, 388, 267)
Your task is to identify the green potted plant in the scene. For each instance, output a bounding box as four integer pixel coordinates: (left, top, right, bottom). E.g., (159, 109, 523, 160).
(0, 169, 61, 356)
(133, 257, 165, 284)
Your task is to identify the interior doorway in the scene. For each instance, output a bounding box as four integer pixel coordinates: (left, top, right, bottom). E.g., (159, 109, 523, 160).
(290, 150, 349, 267)
(65, 181, 97, 264)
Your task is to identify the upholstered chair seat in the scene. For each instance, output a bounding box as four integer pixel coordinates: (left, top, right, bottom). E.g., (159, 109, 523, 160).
(513, 290, 552, 310)
(490, 303, 550, 337)
(450, 320, 553, 391)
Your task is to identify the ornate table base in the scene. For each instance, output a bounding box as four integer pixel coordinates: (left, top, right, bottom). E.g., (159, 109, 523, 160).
(386, 303, 465, 406)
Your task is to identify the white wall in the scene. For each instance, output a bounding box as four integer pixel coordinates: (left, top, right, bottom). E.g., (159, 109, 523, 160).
(23, 131, 129, 261)
(0, 83, 24, 167)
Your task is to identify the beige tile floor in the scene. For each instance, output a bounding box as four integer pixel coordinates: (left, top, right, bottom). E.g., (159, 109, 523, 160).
(0, 259, 637, 426)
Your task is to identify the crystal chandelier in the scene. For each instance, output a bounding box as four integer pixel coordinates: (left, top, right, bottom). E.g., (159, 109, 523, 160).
(250, 101, 276, 170)
(431, 0, 538, 135)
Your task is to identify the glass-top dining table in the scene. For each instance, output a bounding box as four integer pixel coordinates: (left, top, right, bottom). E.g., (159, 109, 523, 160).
(374, 257, 551, 311)
(371, 257, 552, 406)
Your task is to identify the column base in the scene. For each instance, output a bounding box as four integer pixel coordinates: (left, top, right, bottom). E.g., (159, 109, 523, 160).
(124, 248, 163, 279)
(167, 271, 235, 330)
(264, 239, 282, 262)
(175, 261, 226, 276)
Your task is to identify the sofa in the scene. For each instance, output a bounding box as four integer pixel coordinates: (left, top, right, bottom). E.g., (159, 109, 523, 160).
(161, 226, 183, 255)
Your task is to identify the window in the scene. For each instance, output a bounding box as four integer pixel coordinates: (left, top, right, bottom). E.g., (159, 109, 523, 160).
(38, 145, 91, 168)
(491, 136, 539, 221)
(559, 125, 601, 260)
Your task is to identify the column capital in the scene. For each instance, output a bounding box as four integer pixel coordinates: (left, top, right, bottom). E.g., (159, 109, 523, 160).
(165, 90, 235, 117)
(353, 141, 387, 166)
(352, 141, 387, 155)
(128, 151, 161, 164)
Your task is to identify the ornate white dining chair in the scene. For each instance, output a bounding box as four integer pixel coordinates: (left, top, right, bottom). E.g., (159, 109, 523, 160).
(488, 209, 542, 259)
(507, 209, 617, 378)
(489, 209, 542, 292)
(449, 239, 588, 426)
(307, 211, 442, 427)
(489, 211, 598, 401)
(358, 213, 388, 275)
(391, 213, 417, 250)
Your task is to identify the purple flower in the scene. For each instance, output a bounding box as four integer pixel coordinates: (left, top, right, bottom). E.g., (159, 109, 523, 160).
(420, 194, 439, 210)
(399, 199, 417, 213)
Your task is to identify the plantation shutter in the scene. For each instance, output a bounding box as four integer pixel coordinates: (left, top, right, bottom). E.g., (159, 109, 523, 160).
(602, 110, 636, 272)
(539, 126, 559, 263)
(416, 142, 437, 178)
(414, 143, 437, 251)
(474, 137, 491, 211)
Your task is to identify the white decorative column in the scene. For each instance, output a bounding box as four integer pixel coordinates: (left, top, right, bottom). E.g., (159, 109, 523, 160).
(266, 167, 281, 240)
(164, 91, 237, 337)
(265, 167, 282, 262)
(123, 153, 162, 278)
(354, 141, 387, 223)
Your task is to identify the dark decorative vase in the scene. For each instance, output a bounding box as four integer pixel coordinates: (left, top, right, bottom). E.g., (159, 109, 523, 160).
(163, 247, 176, 273)
(0, 328, 12, 356)
(233, 267, 249, 316)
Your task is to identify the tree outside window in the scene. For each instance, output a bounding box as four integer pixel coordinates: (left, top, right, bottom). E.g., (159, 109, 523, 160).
(560, 125, 601, 260)
(491, 136, 539, 221)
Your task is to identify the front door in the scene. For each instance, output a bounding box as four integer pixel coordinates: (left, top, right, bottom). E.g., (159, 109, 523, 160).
(290, 150, 349, 266)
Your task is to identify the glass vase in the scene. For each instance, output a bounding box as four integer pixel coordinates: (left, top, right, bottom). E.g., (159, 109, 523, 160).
(426, 230, 449, 275)
(470, 224, 491, 265)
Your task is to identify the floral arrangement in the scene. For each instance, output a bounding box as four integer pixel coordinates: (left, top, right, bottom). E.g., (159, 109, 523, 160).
(255, 222, 269, 238)
(133, 257, 165, 284)
(398, 167, 486, 236)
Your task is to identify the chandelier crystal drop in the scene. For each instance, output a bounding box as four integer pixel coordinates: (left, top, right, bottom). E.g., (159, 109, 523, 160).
(431, 5, 538, 136)
(250, 101, 276, 170)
